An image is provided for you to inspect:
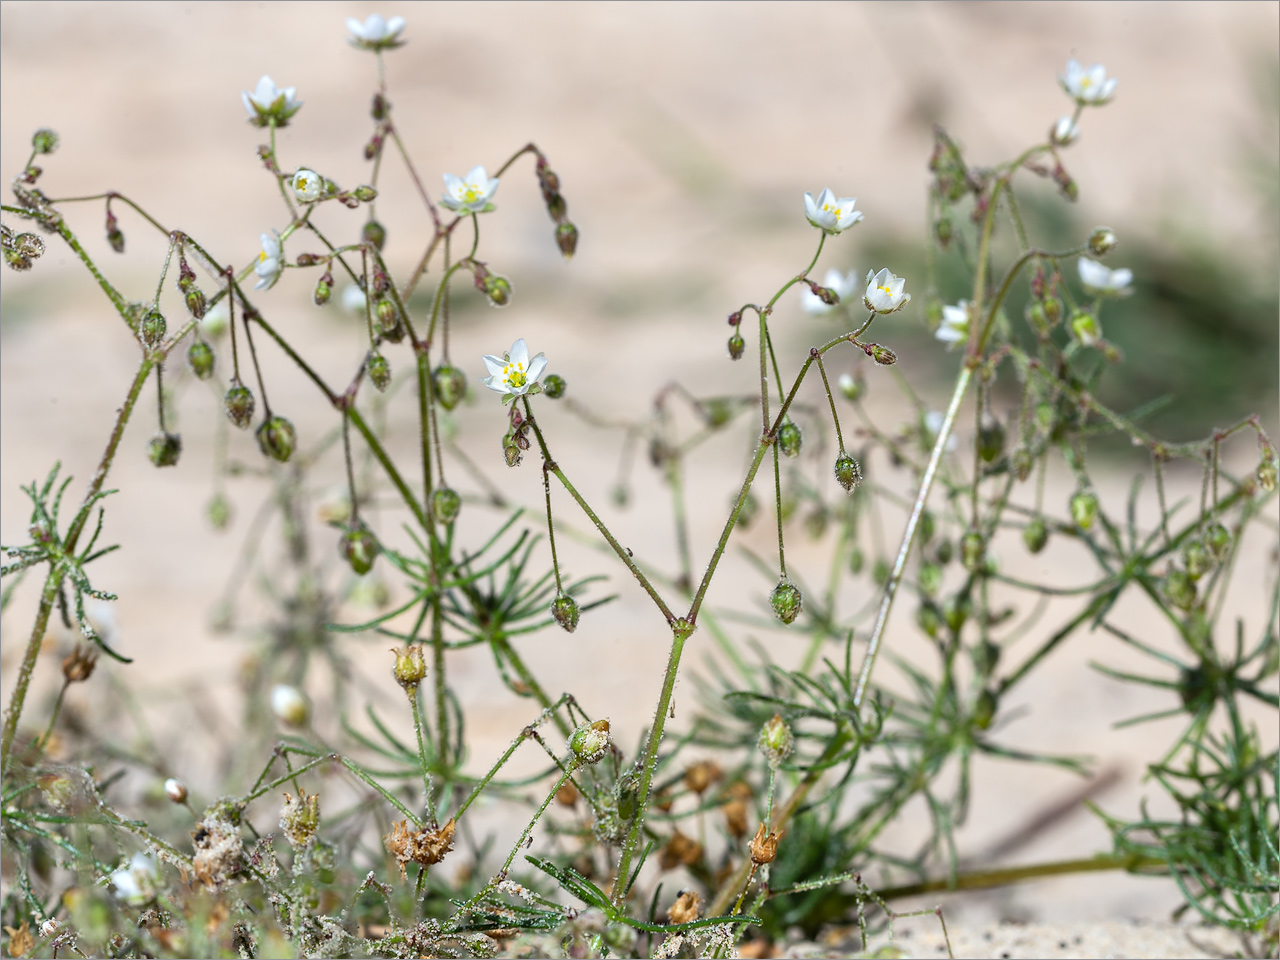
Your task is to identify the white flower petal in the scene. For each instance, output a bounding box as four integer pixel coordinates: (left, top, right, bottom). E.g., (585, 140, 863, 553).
(482, 354, 508, 377)
(526, 353, 548, 382)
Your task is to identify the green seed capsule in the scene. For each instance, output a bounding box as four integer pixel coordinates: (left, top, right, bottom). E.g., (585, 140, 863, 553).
(777, 421, 803, 459)
(769, 579, 802, 626)
(223, 384, 255, 429)
(187, 340, 215, 380)
(1023, 517, 1048, 554)
(340, 525, 379, 576)
(552, 594, 581, 633)
(432, 365, 468, 411)
(256, 416, 297, 463)
(1162, 568, 1197, 612)
(960, 531, 985, 572)
(431, 487, 461, 524)
(1070, 491, 1098, 530)
(147, 432, 182, 467)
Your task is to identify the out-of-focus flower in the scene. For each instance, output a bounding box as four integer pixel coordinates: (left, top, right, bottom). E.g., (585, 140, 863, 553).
(1052, 115, 1079, 146)
(254, 231, 283, 290)
(241, 76, 303, 127)
(346, 13, 406, 50)
(200, 300, 229, 339)
(108, 853, 158, 906)
(924, 410, 958, 453)
(1078, 257, 1132, 296)
(271, 684, 309, 727)
(804, 188, 862, 234)
(801, 268, 857, 315)
(482, 338, 547, 398)
(935, 300, 970, 348)
(441, 165, 499, 214)
(291, 169, 322, 203)
(341, 284, 367, 314)
(1060, 60, 1117, 106)
(863, 267, 910, 314)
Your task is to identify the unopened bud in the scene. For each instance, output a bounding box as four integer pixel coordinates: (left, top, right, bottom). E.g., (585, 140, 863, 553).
(1203, 522, 1231, 563)
(371, 93, 388, 120)
(366, 351, 391, 392)
(1087, 227, 1116, 257)
(727, 331, 746, 360)
(375, 298, 398, 333)
(362, 219, 387, 251)
(777, 420, 802, 459)
(431, 487, 461, 524)
(960, 530, 985, 572)
(314, 273, 333, 306)
(432, 364, 467, 410)
(1182, 540, 1212, 579)
(503, 438, 522, 467)
(834, 454, 862, 492)
(542, 373, 567, 399)
(973, 688, 998, 730)
(978, 417, 1005, 463)
(224, 384, 255, 428)
(40, 919, 60, 939)
(187, 340, 215, 379)
(482, 274, 512, 307)
(1070, 310, 1101, 347)
(392, 644, 428, 689)
(256, 416, 297, 463)
(353, 185, 378, 203)
(32, 128, 59, 154)
(140, 308, 166, 347)
(758, 714, 794, 768)
(271, 684, 309, 727)
(807, 281, 839, 306)
(569, 719, 611, 765)
(147, 431, 182, 467)
(340, 525, 380, 575)
(555, 221, 578, 260)
(769, 578, 802, 626)
(935, 217, 953, 248)
(1042, 297, 1062, 325)
(1163, 568, 1197, 612)
(943, 593, 970, 633)
(1023, 516, 1049, 554)
(182, 288, 207, 320)
(1070, 490, 1098, 530)
(864, 342, 897, 365)
(838, 371, 864, 402)
(164, 778, 188, 803)
(106, 210, 125, 253)
(1257, 453, 1278, 493)
(552, 594, 581, 633)
(919, 561, 942, 596)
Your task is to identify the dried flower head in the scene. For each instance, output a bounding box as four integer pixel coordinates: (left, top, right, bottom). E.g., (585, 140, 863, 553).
(748, 822, 782, 865)
(384, 818, 456, 877)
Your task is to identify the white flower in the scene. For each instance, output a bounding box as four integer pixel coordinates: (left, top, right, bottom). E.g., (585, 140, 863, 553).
(935, 300, 970, 348)
(291, 168, 322, 203)
(1052, 115, 1079, 146)
(271, 684, 309, 727)
(346, 13, 407, 49)
(1060, 59, 1117, 106)
(254, 231, 283, 290)
(441, 165, 500, 214)
(863, 267, 910, 314)
(801, 268, 857, 315)
(108, 853, 158, 906)
(1078, 257, 1132, 296)
(924, 411, 958, 453)
(481, 338, 547, 399)
(341, 284, 367, 314)
(241, 76, 303, 127)
(200, 301, 229, 339)
(804, 188, 863, 234)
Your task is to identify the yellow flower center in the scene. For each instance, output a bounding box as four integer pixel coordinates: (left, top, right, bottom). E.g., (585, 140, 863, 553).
(259, 250, 269, 264)
(1081, 76, 1092, 89)
(462, 185, 482, 203)
(878, 284, 891, 295)
(505, 362, 527, 389)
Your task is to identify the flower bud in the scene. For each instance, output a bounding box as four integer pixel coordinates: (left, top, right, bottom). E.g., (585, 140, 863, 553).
(1203, 523, 1231, 563)
(62, 643, 98, 683)
(165, 778, 188, 803)
(371, 93, 388, 120)
(1042, 297, 1062, 325)
(807, 280, 839, 306)
(187, 340, 215, 380)
(1088, 227, 1116, 257)
(837, 371, 864, 402)
(271, 684, 309, 727)
(340, 525, 380, 575)
(1257, 454, 1278, 493)
(978, 417, 1005, 463)
(353, 184, 378, 203)
(361, 219, 387, 252)
(367, 351, 391, 392)
(375, 298, 398, 333)
(431, 487, 461, 525)
(256, 416, 297, 463)
(935, 217, 953, 248)
(1182, 540, 1212, 580)
(1023, 516, 1049, 554)
(943, 593, 970, 633)
(542, 373, 567, 399)
(865, 343, 897, 366)
(1012, 447, 1034, 482)
(569, 719, 611, 765)
(313, 272, 333, 306)
(758, 714, 794, 768)
(960, 531, 985, 572)
(1162, 568, 1197, 612)
(147, 431, 182, 467)
(552, 594, 581, 633)
(503, 438, 522, 467)
(106, 210, 125, 253)
(392, 644, 428, 690)
(482, 274, 512, 307)
(432, 364, 468, 410)
(769, 578, 802, 626)
(32, 128, 59, 154)
(727, 331, 746, 360)
(777, 420, 802, 459)
(180, 286, 207, 319)
(140, 308, 167, 347)
(224, 384, 255, 428)
(555, 221, 579, 260)
(919, 561, 942, 596)
(1070, 490, 1098, 530)
(545, 192, 567, 222)
(834, 454, 862, 492)
(916, 601, 941, 638)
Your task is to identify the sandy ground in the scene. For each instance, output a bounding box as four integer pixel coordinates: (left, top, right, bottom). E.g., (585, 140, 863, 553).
(2, 4, 1278, 958)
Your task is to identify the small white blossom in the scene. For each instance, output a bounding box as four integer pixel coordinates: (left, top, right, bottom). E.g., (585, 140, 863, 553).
(241, 76, 303, 127)
(935, 300, 970, 348)
(200, 301, 229, 339)
(924, 411, 958, 453)
(1052, 115, 1080, 146)
(341, 284, 367, 314)
(254, 231, 283, 291)
(1078, 257, 1132, 296)
(291, 168, 322, 203)
(271, 684, 309, 727)
(804, 188, 863, 234)
(108, 853, 158, 906)
(801, 268, 858, 315)
(1060, 59, 1117, 106)
(481, 338, 547, 399)
(863, 268, 910, 314)
(346, 13, 407, 49)
(441, 165, 500, 214)
(39, 919, 60, 938)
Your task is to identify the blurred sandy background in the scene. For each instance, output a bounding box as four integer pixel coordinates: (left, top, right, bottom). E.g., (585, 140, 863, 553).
(2, 2, 1277, 955)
